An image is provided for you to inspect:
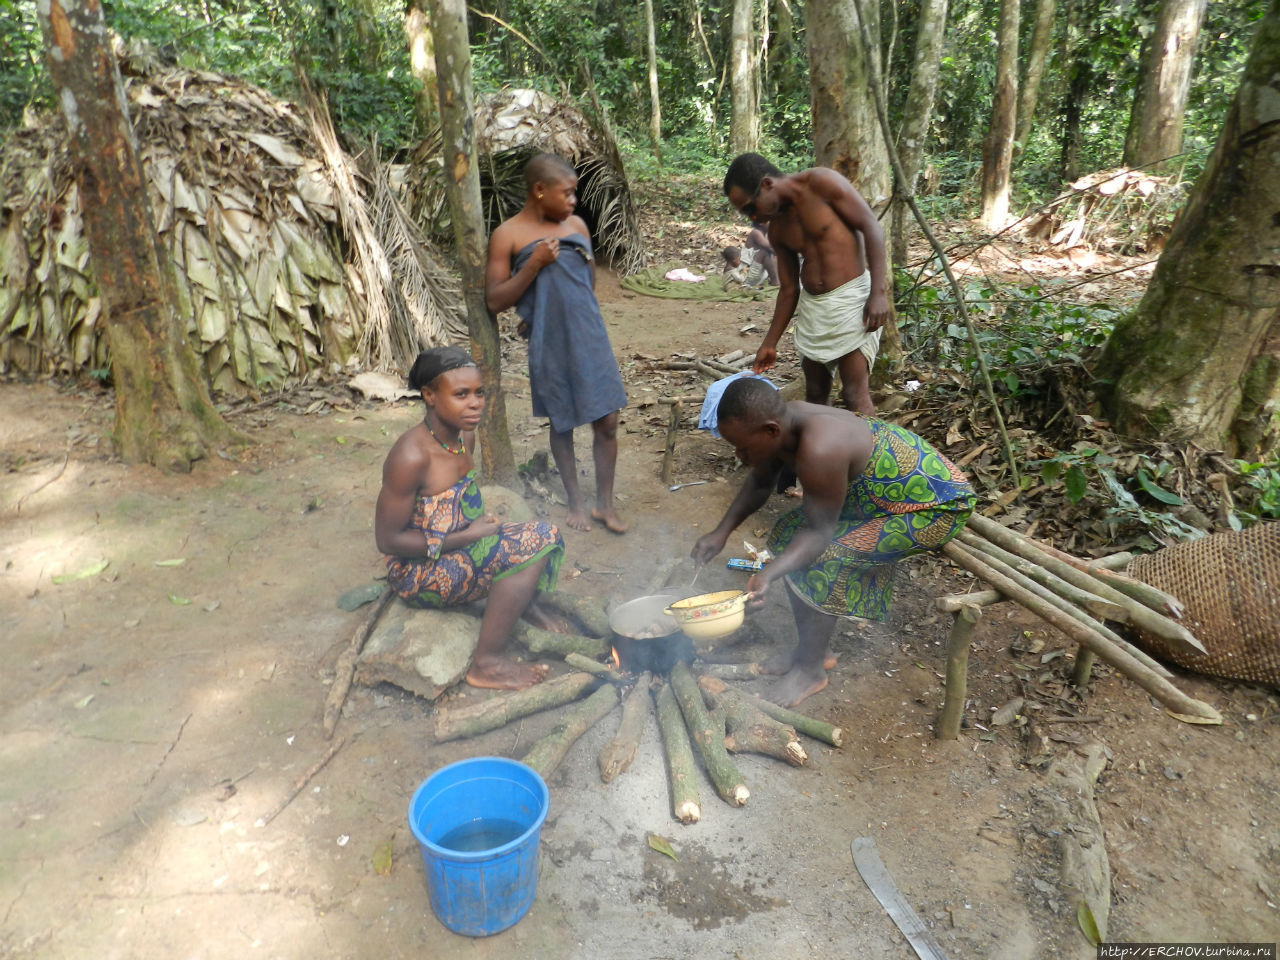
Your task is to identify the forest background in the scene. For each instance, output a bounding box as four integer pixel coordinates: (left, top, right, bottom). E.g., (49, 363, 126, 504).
(2, 0, 1263, 195)
(1, 0, 1277, 534)
(0, 0, 1262, 191)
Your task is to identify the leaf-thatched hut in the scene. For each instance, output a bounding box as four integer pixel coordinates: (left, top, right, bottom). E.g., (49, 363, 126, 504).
(0, 59, 465, 393)
(408, 88, 646, 275)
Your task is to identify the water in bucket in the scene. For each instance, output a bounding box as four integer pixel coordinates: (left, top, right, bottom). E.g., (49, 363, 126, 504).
(437, 818, 527, 852)
(409, 757, 549, 937)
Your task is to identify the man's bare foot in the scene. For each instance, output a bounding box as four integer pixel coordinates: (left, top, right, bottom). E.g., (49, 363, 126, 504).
(565, 506, 593, 531)
(590, 507, 629, 534)
(466, 657, 549, 690)
(523, 601, 571, 634)
(761, 651, 837, 675)
(770, 665, 828, 708)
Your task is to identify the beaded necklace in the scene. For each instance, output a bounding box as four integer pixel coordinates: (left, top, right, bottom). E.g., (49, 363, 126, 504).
(425, 416, 466, 455)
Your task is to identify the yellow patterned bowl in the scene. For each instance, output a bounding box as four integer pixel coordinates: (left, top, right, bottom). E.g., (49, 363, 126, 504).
(665, 590, 747, 647)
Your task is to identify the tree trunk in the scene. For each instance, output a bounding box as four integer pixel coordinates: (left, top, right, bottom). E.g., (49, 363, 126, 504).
(812, 0, 897, 378)
(772, 0, 800, 101)
(1014, 0, 1056, 162)
(807, 0, 890, 205)
(36, 0, 234, 472)
(1057, 0, 1086, 182)
(980, 0, 1019, 231)
(1096, 0, 1280, 459)
(1123, 0, 1208, 170)
(404, 1, 440, 134)
(426, 0, 516, 483)
(754, 0, 768, 139)
(729, 0, 758, 153)
(644, 0, 662, 162)
(892, 0, 948, 263)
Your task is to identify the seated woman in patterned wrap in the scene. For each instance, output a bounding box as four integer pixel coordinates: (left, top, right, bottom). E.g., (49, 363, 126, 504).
(691, 377, 975, 707)
(375, 346, 566, 690)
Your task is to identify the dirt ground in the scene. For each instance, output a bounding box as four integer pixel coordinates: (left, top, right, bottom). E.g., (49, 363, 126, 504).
(3, 265, 1279, 960)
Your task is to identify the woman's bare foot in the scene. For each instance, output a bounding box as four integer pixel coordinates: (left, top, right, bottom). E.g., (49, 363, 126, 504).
(761, 650, 838, 675)
(565, 506, 593, 531)
(466, 657, 549, 690)
(770, 665, 828, 707)
(523, 601, 571, 634)
(590, 507, 629, 534)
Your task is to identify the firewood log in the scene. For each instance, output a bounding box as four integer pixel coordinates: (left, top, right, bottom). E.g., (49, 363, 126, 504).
(514, 622, 609, 659)
(964, 513, 1205, 656)
(669, 662, 749, 806)
(654, 680, 701, 823)
(737, 690, 844, 747)
(698, 676, 807, 765)
(564, 652, 628, 685)
(522, 683, 619, 779)
(432, 672, 598, 743)
(538, 591, 613, 638)
(942, 541, 1221, 724)
(699, 661, 765, 680)
(598, 672, 651, 783)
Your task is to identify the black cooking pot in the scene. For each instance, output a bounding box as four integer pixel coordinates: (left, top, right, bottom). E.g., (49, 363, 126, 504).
(607, 592, 684, 640)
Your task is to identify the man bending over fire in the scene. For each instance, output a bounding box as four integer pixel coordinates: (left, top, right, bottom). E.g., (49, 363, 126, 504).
(691, 377, 975, 707)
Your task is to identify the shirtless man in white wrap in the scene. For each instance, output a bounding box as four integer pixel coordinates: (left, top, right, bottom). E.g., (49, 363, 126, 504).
(723, 153, 889, 415)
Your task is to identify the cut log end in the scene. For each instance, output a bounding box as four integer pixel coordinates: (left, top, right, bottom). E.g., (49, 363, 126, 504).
(675, 800, 701, 824)
(1165, 705, 1224, 726)
(730, 784, 750, 806)
(598, 748, 636, 783)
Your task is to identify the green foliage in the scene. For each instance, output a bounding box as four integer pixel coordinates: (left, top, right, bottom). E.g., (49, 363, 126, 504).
(3, 0, 418, 145)
(1182, 0, 1269, 175)
(1036, 446, 1204, 545)
(6, 0, 1260, 216)
(897, 278, 1118, 400)
(915, 0, 1261, 216)
(914, 153, 982, 220)
(469, 0, 813, 172)
(621, 134, 723, 179)
(1231, 460, 1280, 527)
(0, 1, 50, 122)
(472, 0, 648, 129)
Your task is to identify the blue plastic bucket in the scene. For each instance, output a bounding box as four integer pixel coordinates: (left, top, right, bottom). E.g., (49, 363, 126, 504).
(408, 757, 549, 937)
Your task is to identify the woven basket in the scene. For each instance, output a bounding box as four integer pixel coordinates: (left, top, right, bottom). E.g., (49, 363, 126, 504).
(1126, 522, 1280, 688)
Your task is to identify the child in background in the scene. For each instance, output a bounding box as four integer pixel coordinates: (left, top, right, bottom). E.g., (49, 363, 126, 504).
(485, 153, 629, 534)
(744, 219, 779, 286)
(721, 225, 779, 290)
(721, 245, 755, 286)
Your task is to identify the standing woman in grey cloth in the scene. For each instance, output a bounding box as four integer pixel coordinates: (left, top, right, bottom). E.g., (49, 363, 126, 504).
(485, 152, 629, 534)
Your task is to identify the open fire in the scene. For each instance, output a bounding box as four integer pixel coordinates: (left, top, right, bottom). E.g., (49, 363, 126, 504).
(609, 631, 696, 677)
(429, 585, 844, 824)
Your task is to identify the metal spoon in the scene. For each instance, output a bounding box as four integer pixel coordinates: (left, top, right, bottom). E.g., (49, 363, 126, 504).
(668, 480, 708, 492)
(689, 564, 703, 592)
